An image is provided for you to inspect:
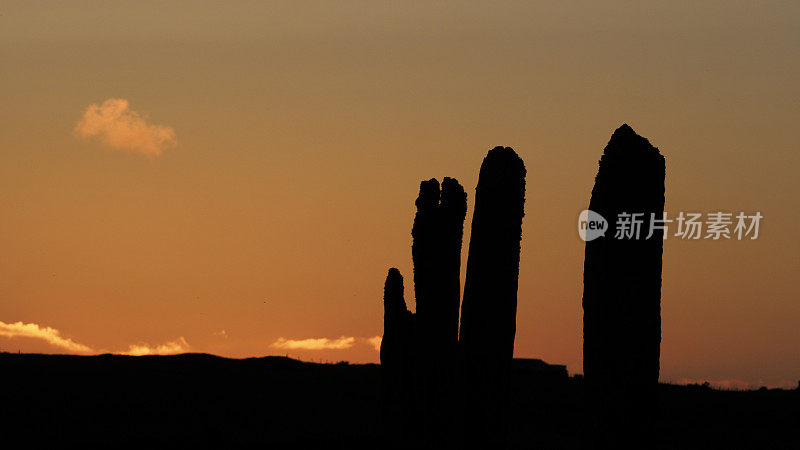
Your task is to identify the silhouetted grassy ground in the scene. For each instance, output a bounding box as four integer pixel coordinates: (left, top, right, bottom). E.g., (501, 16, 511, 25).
(1, 353, 797, 449)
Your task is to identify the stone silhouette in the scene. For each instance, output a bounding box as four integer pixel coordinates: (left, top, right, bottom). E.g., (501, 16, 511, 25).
(412, 178, 442, 355)
(458, 146, 526, 449)
(434, 177, 468, 362)
(412, 177, 467, 447)
(379, 177, 467, 448)
(582, 124, 665, 450)
(380, 268, 415, 448)
(412, 178, 467, 363)
(380, 268, 413, 370)
(380, 148, 525, 449)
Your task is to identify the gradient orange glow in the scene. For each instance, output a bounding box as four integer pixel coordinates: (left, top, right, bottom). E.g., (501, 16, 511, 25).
(0, 2, 798, 387)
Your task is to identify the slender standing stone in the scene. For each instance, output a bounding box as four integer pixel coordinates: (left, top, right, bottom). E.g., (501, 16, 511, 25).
(459, 146, 526, 449)
(380, 268, 414, 449)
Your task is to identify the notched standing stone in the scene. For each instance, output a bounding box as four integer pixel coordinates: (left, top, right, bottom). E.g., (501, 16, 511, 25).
(412, 177, 467, 447)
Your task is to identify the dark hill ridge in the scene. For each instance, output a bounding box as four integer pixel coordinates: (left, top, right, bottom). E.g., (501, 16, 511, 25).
(0, 352, 797, 449)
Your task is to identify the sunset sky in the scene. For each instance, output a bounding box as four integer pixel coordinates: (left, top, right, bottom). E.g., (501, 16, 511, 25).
(1, 2, 798, 388)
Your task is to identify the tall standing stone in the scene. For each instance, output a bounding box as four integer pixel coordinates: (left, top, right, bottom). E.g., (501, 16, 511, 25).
(459, 146, 526, 449)
(582, 124, 665, 449)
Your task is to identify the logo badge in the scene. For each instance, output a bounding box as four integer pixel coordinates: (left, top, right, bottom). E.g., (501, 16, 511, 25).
(578, 210, 608, 242)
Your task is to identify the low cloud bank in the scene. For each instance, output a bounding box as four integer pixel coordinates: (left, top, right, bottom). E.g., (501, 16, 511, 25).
(270, 335, 382, 352)
(0, 320, 190, 356)
(271, 336, 356, 350)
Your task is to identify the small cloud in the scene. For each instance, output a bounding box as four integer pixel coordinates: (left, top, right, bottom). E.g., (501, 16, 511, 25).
(0, 320, 92, 353)
(214, 329, 228, 339)
(365, 336, 381, 351)
(270, 336, 356, 350)
(75, 98, 177, 157)
(118, 337, 190, 356)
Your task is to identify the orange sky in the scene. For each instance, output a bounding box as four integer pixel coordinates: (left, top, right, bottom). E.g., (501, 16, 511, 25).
(1, 2, 798, 388)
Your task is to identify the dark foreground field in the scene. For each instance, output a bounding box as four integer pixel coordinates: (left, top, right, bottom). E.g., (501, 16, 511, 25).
(1, 353, 797, 449)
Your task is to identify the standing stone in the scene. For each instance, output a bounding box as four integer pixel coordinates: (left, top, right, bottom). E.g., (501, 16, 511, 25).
(381, 268, 412, 369)
(413, 178, 442, 352)
(380, 268, 414, 449)
(438, 177, 467, 360)
(582, 124, 665, 449)
(459, 146, 526, 449)
(412, 177, 467, 447)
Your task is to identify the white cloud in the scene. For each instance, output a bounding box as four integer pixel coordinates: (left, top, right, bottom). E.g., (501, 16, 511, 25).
(270, 336, 356, 350)
(75, 98, 177, 157)
(366, 336, 381, 351)
(270, 335, 383, 352)
(0, 319, 192, 357)
(118, 337, 191, 356)
(0, 320, 92, 353)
